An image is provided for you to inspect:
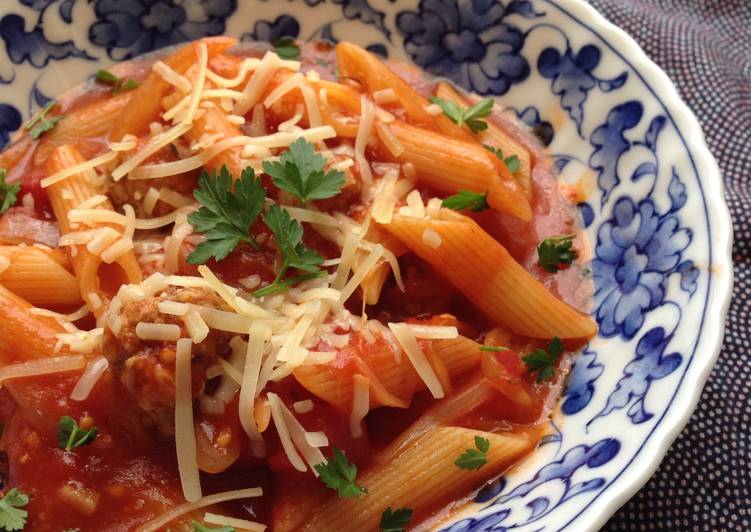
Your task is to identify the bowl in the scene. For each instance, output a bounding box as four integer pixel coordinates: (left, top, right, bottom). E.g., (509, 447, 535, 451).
(0, 0, 732, 530)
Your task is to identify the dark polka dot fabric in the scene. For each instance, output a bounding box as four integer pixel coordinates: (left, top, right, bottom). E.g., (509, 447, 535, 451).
(588, 1, 751, 530)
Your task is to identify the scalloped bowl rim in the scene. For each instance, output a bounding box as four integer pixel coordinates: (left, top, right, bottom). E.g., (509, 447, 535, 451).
(550, 1, 732, 529)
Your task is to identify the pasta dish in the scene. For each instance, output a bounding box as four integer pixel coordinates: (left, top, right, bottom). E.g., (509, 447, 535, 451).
(0, 38, 596, 531)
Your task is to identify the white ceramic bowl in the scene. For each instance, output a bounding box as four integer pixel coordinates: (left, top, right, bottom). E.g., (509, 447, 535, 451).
(0, 0, 732, 529)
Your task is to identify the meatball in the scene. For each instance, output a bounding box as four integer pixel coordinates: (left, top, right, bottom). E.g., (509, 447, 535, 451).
(102, 287, 233, 436)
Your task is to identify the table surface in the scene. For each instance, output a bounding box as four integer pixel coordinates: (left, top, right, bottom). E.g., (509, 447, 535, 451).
(587, 1, 750, 530)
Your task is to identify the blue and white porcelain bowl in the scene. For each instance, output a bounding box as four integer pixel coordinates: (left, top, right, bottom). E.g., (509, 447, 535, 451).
(0, 0, 732, 530)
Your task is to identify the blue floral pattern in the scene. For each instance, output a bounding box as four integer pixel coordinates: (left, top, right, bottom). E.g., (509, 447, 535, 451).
(0, 1, 723, 531)
(88, 0, 238, 60)
(396, 0, 542, 95)
(538, 44, 627, 135)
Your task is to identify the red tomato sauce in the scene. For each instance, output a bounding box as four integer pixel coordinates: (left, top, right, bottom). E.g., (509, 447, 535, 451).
(0, 41, 592, 531)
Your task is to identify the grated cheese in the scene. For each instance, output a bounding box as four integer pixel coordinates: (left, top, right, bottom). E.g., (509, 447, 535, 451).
(292, 399, 314, 414)
(184, 310, 209, 343)
(135, 488, 262, 532)
(111, 122, 192, 181)
(375, 121, 404, 157)
(388, 322, 445, 399)
(142, 187, 160, 215)
(349, 374, 370, 438)
(174, 338, 201, 502)
(263, 72, 305, 107)
(135, 322, 182, 341)
(239, 321, 269, 456)
(235, 51, 283, 115)
(70, 357, 109, 401)
(182, 43, 209, 125)
(152, 60, 192, 93)
(354, 95, 375, 185)
(0, 355, 86, 386)
(267, 392, 307, 472)
(203, 513, 266, 532)
(422, 227, 442, 249)
(373, 88, 398, 104)
(41, 150, 118, 188)
(304, 431, 329, 448)
(338, 244, 385, 304)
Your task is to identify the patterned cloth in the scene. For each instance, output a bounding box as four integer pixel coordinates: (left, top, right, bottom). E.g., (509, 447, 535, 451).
(587, 1, 750, 530)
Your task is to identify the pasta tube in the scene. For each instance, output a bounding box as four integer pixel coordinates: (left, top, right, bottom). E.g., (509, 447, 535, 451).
(0, 245, 82, 306)
(304, 426, 533, 531)
(381, 211, 596, 339)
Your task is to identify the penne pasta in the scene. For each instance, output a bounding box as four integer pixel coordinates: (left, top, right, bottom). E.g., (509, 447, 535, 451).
(304, 426, 533, 531)
(293, 333, 481, 412)
(0, 245, 83, 306)
(378, 120, 532, 221)
(46, 145, 143, 314)
(381, 211, 596, 338)
(110, 37, 236, 140)
(435, 81, 533, 201)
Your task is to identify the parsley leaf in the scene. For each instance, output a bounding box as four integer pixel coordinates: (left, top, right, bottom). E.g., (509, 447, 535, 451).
(273, 37, 300, 60)
(263, 138, 345, 204)
(430, 97, 494, 133)
(441, 190, 489, 212)
(454, 436, 490, 471)
(380, 507, 413, 532)
(192, 522, 234, 532)
(0, 169, 20, 214)
(95, 70, 140, 94)
(0, 488, 29, 531)
(479, 346, 509, 352)
(483, 144, 521, 174)
(522, 337, 564, 382)
(314, 446, 368, 498)
(25, 100, 63, 140)
(253, 204, 323, 297)
(537, 234, 578, 273)
(57, 415, 98, 451)
(187, 166, 266, 264)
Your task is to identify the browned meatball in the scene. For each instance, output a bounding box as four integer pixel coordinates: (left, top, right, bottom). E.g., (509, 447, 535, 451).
(102, 287, 232, 436)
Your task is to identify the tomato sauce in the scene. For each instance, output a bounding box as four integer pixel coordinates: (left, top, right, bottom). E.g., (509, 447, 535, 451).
(0, 41, 592, 531)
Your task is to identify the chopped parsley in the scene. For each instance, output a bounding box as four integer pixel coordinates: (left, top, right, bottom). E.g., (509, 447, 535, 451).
(441, 190, 489, 212)
(192, 522, 234, 532)
(454, 436, 490, 471)
(429, 96, 494, 133)
(0, 169, 20, 214)
(25, 100, 63, 140)
(187, 166, 266, 264)
(95, 70, 140, 94)
(484, 144, 521, 174)
(314, 446, 368, 498)
(252, 204, 323, 297)
(479, 346, 509, 352)
(0, 489, 28, 531)
(262, 138, 345, 204)
(57, 416, 98, 451)
(537, 234, 578, 273)
(522, 337, 564, 382)
(273, 37, 300, 60)
(380, 507, 413, 532)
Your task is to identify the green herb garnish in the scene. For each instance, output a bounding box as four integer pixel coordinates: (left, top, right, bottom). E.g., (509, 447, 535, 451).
(95, 70, 140, 94)
(380, 507, 413, 532)
(251, 204, 323, 297)
(314, 446, 368, 498)
(484, 144, 521, 174)
(429, 97, 494, 133)
(273, 37, 300, 60)
(441, 190, 489, 212)
(187, 166, 266, 264)
(0, 489, 29, 531)
(537, 234, 578, 273)
(262, 138, 345, 205)
(26, 100, 63, 140)
(454, 436, 490, 470)
(479, 346, 509, 352)
(522, 337, 564, 382)
(57, 416, 98, 451)
(0, 169, 20, 214)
